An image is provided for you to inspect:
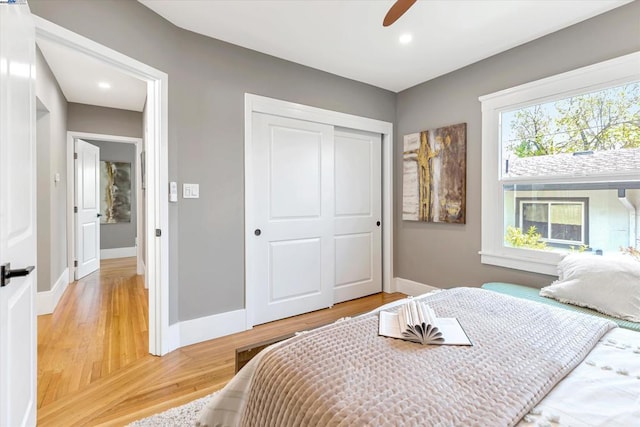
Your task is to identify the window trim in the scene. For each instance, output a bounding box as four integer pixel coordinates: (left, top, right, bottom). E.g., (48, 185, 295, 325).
(479, 51, 640, 275)
(515, 197, 589, 247)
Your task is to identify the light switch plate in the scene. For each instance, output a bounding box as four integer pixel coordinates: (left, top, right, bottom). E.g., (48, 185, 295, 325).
(169, 181, 178, 202)
(183, 183, 199, 199)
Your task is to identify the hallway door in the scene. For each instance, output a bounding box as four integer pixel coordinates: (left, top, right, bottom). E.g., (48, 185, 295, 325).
(75, 139, 101, 279)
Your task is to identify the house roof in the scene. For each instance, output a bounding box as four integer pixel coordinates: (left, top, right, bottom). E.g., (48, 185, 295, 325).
(507, 148, 640, 177)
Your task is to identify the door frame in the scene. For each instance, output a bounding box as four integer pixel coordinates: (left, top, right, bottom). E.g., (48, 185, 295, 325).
(35, 16, 171, 356)
(244, 93, 394, 329)
(67, 133, 143, 279)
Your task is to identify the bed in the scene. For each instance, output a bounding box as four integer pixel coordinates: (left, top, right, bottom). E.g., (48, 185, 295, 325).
(195, 285, 640, 427)
(482, 282, 640, 332)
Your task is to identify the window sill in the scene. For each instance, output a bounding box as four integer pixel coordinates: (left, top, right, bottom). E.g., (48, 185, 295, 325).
(479, 250, 560, 276)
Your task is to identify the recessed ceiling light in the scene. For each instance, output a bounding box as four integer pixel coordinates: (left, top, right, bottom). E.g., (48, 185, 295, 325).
(399, 33, 413, 45)
(98, 82, 111, 89)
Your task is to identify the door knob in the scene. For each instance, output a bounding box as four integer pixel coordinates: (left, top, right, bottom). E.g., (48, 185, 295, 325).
(254, 229, 261, 236)
(1, 263, 35, 287)
(97, 213, 102, 217)
(376, 221, 381, 226)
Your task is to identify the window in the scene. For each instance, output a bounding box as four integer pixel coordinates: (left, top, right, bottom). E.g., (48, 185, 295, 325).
(480, 52, 640, 275)
(515, 198, 587, 247)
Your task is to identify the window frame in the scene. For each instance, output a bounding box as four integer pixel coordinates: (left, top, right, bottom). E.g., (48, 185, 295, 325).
(479, 51, 640, 275)
(514, 197, 589, 247)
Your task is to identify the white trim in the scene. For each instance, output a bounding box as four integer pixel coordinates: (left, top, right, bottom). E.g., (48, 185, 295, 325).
(100, 246, 137, 259)
(36, 17, 170, 356)
(244, 94, 394, 329)
(176, 309, 247, 349)
(394, 277, 439, 297)
(167, 323, 180, 352)
(140, 259, 148, 289)
(36, 268, 69, 315)
(479, 51, 640, 275)
(67, 132, 142, 269)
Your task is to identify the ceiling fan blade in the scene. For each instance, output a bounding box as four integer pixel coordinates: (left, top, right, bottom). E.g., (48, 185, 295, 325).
(383, 0, 417, 27)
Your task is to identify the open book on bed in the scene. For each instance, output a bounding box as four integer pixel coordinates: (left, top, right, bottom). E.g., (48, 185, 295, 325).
(379, 300, 472, 346)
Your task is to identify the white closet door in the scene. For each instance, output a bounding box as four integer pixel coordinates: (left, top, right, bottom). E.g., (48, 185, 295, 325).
(333, 128, 382, 303)
(250, 113, 334, 325)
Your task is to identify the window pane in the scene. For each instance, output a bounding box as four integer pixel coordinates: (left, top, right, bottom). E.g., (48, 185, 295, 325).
(522, 203, 548, 238)
(550, 203, 582, 242)
(503, 183, 640, 253)
(500, 82, 640, 179)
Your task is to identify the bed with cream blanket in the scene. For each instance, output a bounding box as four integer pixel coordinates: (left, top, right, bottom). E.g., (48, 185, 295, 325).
(196, 288, 639, 426)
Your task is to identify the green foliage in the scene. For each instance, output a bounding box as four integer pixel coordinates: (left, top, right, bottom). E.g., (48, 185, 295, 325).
(569, 245, 589, 253)
(508, 83, 640, 157)
(621, 240, 640, 261)
(505, 226, 548, 250)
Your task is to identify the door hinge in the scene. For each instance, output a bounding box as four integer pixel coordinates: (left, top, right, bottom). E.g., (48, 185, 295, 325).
(74, 260, 78, 267)
(74, 206, 78, 213)
(74, 152, 78, 160)
(156, 229, 161, 237)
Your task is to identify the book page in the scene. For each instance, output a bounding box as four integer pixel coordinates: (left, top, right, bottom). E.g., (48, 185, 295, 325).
(379, 310, 403, 339)
(435, 318, 472, 346)
(379, 312, 472, 346)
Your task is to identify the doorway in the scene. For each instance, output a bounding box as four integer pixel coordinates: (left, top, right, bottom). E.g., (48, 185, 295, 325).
(68, 133, 144, 281)
(34, 16, 170, 355)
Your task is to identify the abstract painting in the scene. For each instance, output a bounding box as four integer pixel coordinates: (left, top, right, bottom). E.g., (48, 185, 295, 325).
(100, 161, 132, 223)
(403, 123, 466, 223)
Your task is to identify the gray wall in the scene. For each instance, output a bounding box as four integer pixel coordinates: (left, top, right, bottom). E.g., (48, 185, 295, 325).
(395, 1, 640, 289)
(67, 102, 143, 138)
(30, 0, 397, 323)
(35, 47, 68, 293)
(86, 140, 137, 250)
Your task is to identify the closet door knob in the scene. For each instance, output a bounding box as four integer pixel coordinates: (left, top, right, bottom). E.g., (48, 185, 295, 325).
(376, 221, 381, 227)
(254, 229, 261, 236)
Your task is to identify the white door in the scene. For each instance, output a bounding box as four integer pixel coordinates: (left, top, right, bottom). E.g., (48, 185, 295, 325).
(0, 3, 37, 426)
(333, 129, 382, 303)
(75, 139, 100, 279)
(250, 113, 334, 325)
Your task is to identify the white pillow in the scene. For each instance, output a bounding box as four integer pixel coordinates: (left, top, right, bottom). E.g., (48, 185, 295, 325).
(540, 253, 640, 322)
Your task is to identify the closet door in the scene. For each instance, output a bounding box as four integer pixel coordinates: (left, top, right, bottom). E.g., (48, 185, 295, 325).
(333, 129, 382, 303)
(250, 113, 334, 325)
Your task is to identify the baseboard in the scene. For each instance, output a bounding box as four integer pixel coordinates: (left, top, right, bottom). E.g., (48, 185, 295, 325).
(37, 268, 70, 315)
(173, 308, 247, 349)
(136, 260, 148, 278)
(167, 323, 181, 354)
(394, 277, 439, 296)
(101, 246, 136, 259)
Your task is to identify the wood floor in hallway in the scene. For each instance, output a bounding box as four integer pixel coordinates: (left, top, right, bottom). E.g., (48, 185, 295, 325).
(37, 257, 148, 408)
(37, 258, 405, 426)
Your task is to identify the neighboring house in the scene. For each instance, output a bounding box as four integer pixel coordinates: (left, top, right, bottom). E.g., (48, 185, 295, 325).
(504, 148, 640, 253)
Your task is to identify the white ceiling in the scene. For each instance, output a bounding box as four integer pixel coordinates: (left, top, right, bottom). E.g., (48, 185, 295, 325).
(139, 0, 631, 93)
(36, 37, 147, 112)
(35, 0, 631, 111)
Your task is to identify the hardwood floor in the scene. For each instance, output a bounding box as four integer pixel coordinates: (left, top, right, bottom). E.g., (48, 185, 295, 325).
(37, 258, 405, 426)
(38, 257, 148, 408)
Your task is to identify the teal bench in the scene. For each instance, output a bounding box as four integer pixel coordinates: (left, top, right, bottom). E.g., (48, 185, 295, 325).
(482, 282, 640, 332)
